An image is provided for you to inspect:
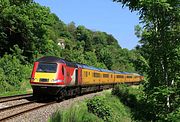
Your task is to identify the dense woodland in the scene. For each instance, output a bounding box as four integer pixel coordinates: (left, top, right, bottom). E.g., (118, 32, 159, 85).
(0, 1, 137, 91)
(0, 0, 179, 121)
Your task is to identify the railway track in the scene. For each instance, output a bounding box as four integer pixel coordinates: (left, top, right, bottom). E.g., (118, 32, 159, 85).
(0, 91, 105, 121)
(0, 93, 32, 103)
(0, 101, 36, 112)
(0, 98, 56, 122)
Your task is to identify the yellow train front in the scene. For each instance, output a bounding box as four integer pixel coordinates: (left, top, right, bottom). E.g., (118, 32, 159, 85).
(30, 56, 143, 98)
(30, 56, 80, 97)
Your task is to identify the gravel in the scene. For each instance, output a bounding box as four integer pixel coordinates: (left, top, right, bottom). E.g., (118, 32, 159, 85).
(6, 91, 104, 122)
(0, 98, 33, 109)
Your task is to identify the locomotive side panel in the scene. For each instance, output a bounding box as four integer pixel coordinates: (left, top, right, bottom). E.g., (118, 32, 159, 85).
(64, 66, 78, 86)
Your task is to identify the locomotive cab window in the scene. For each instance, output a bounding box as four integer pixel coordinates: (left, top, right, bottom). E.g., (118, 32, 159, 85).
(36, 63, 57, 73)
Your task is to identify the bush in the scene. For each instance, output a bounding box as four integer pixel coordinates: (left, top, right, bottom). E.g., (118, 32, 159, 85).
(112, 84, 158, 121)
(167, 107, 180, 122)
(49, 102, 103, 122)
(112, 84, 139, 108)
(50, 91, 133, 122)
(87, 96, 113, 121)
(0, 53, 32, 92)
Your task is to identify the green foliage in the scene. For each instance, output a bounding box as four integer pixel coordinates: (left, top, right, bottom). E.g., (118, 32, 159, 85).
(112, 84, 138, 107)
(112, 84, 156, 121)
(167, 107, 180, 122)
(0, 46, 32, 92)
(0, 90, 32, 97)
(49, 91, 133, 122)
(49, 102, 103, 122)
(0, 0, 61, 61)
(76, 25, 93, 52)
(0, 0, 138, 95)
(0, 0, 137, 72)
(114, 0, 180, 121)
(87, 96, 113, 121)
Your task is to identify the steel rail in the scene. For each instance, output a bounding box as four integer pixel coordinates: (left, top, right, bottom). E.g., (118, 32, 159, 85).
(0, 93, 32, 100)
(0, 100, 36, 112)
(0, 101, 56, 122)
(0, 94, 33, 103)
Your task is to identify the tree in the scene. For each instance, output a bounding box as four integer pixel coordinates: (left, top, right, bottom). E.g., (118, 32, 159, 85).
(76, 26, 93, 52)
(114, 0, 180, 121)
(0, 1, 59, 61)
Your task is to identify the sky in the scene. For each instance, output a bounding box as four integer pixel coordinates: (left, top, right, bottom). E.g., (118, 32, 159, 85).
(34, 0, 140, 50)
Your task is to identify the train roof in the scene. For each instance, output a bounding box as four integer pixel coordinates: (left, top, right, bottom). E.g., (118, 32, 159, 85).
(36, 56, 78, 68)
(36, 56, 142, 76)
(113, 71, 138, 75)
(100, 68, 114, 73)
(37, 56, 65, 63)
(131, 73, 141, 76)
(78, 64, 101, 71)
(113, 71, 124, 74)
(77, 64, 114, 73)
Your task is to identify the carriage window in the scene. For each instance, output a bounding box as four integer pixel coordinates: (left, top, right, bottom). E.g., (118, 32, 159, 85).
(117, 75, 124, 78)
(83, 71, 89, 77)
(84, 71, 86, 77)
(103, 74, 109, 78)
(36, 63, 57, 73)
(94, 73, 100, 78)
(127, 76, 132, 78)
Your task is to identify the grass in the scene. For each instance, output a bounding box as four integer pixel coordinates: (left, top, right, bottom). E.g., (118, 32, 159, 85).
(49, 90, 133, 122)
(49, 101, 103, 122)
(0, 89, 32, 97)
(101, 91, 133, 122)
(0, 81, 32, 97)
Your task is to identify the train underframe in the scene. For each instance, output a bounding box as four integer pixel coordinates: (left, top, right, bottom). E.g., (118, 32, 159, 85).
(32, 84, 114, 100)
(32, 81, 140, 100)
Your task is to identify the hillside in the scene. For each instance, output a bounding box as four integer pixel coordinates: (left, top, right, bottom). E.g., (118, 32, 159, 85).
(0, 0, 137, 93)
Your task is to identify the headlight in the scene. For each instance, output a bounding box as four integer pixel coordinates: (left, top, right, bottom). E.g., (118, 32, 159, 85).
(30, 78, 37, 81)
(51, 79, 62, 82)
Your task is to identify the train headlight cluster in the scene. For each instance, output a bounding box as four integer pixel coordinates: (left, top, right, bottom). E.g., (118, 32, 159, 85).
(51, 79, 62, 83)
(30, 78, 38, 82)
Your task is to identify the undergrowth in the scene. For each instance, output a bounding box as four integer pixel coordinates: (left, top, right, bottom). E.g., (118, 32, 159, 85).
(49, 90, 133, 122)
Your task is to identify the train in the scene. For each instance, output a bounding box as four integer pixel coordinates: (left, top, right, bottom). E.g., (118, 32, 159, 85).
(30, 56, 143, 99)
